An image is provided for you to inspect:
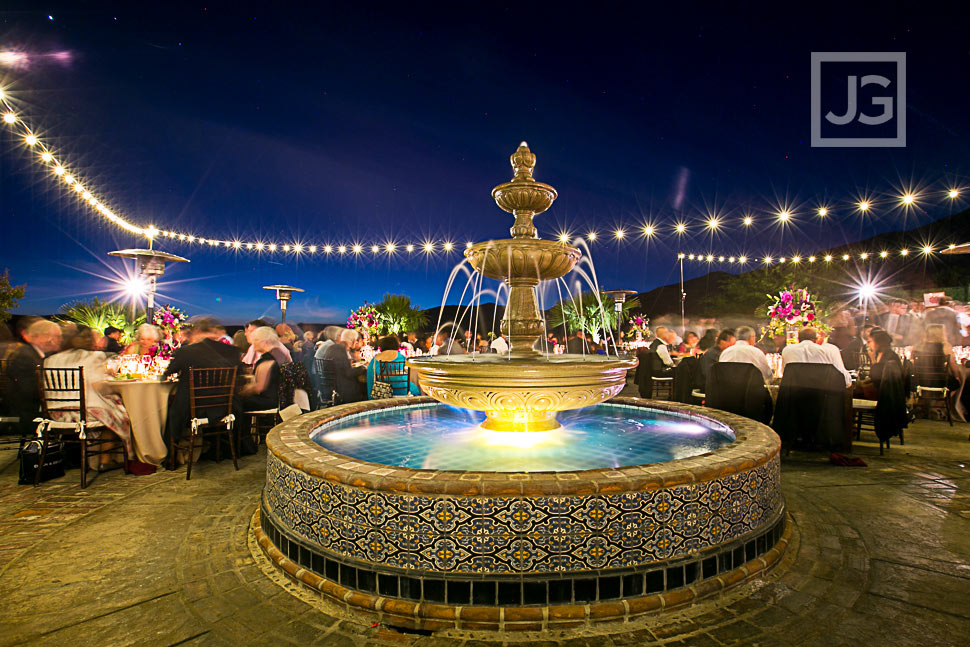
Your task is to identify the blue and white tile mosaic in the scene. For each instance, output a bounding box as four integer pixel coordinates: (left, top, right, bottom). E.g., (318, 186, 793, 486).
(263, 453, 781, 574)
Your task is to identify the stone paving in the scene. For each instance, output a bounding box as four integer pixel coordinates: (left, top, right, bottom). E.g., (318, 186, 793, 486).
(1, 415, 969, 646)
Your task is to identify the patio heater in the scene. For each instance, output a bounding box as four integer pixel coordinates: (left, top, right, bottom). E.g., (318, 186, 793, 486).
(263, 285, 304, 323)
(602, 289, 637, 354)
(108, 247, 190, 323)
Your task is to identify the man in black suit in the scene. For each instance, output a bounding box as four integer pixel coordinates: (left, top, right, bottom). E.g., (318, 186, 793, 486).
(162, 317, 244, 454)
(7, 320, 62, 435)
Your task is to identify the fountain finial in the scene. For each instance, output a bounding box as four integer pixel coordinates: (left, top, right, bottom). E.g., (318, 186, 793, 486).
(492, 142, 558, 239)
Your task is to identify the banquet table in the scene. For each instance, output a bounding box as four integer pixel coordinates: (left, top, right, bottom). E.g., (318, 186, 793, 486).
(108, 380, 175, 466)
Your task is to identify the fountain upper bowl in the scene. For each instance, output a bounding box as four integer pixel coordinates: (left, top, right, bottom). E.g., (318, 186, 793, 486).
(465, 239, 581, 283)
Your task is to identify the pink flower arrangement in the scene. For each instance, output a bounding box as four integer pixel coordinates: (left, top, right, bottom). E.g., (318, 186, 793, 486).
(347, 303, 381, 338)
(149, 305, 188, 360)
(764, 286, 828, 338)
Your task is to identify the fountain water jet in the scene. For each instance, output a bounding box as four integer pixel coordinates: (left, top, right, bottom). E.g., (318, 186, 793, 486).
(408, 143, 637, 432)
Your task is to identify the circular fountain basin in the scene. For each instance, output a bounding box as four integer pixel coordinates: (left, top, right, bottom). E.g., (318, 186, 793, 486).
(408, 354, 637, 431)
(256, 397, 786, 632)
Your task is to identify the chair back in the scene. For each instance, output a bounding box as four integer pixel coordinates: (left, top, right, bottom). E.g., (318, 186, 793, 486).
(376, 359, 410, 396)
(319, 358, 338, 406)
(188, 367, 237, 420)
(912, 350, 949, 390)
(773, 362, 847, 449)
(37, 366, 87, 423)
(705, 362, 772, 423)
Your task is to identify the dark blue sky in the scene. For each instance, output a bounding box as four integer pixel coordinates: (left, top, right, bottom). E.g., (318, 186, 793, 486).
(1, 3, 968, 323)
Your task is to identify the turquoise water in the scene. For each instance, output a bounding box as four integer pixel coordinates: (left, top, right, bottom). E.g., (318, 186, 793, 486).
(310, 403, 735, 472)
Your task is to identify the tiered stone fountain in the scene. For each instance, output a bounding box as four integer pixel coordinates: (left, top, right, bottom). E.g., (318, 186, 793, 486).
(255, 144, 787, 633)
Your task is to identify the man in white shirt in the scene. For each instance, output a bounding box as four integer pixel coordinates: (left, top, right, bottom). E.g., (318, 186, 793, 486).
(650, 327, 677, 368)
(490, 333, 509, 354)
(781, 327, 852, 387)
(719, 325, 772, 382)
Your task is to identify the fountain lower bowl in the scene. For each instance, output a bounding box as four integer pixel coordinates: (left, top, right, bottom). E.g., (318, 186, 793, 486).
(407, 353, 637, 432)
(256, 397, 786, 631)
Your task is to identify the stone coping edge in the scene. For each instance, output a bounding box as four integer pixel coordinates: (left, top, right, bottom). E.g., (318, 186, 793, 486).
(265, 396, 781, 497)
(253, 507, 793, 632)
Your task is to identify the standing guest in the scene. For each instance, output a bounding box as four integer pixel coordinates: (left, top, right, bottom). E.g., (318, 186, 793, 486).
(865, 329, 908, 447)
(44, 326, 132, 470)
(238, 327, 286, 411)
(924, 296, 961, 345)
(299, 330, 316, 372)
(8, 320, 63, 436)
(915, 324, 961, 387)
(842, 324, 874, 371)
(878, 299, 921, 348)
(698, 329, 736, 386)
(490, 332, 509, 354)
(719, 326, 772, 382)
(103, 326, 124, 354)
(781, 327, 852, 387)
(322, 329, 367, 403)
(241, 319, 271, 366)
(125, 324, 163, 356)
(367, 335, 421, 397)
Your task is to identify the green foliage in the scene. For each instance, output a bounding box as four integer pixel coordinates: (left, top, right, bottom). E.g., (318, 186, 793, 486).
(0, 269, 25, 323)
(547, 292, 639, 336)
(56, 298, 145, 343)
(372, 293, 427, 336)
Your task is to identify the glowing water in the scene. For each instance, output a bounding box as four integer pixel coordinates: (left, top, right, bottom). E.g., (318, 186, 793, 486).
(311, 403, 734, 472)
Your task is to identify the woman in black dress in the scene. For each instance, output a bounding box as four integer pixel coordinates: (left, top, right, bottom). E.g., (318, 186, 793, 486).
(866, 330, 908, 453)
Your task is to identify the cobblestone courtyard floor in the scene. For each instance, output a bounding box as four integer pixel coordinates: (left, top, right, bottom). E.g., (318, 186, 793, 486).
(1, 413, 968, 647)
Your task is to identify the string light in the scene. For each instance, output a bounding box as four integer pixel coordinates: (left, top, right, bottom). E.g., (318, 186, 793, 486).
(2, 81, 967, 266)
(824, 255, 832, 262)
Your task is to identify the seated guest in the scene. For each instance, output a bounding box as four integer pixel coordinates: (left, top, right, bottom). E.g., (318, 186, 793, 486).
(697, 329, 717, 353)
(232, 329, 249, 353)
(275, 324, 297, 352)
(683, 331, 700, 356)
(125, 323, 162, 356)
(162, 317, 244, 451)
(435, 326, 467, 356)
(313, 326, 342, 361)
(566, 329, 588, 355)
(781, 327, 852, 387)
(367, 335, 420, 398)
(8, 319, 62, 435)
(44, 326, 131, 470)
(865, 329, 908, 446)
(842, 324, 874, 371)
(241, 319, 273, 366)
(238, 327, 285, 411)
(490, 332, 509, 355)
(103, 326, 124, 354)
(650, 326, 679, 368)
(0, 322, 17, 362)
(719, 326, 772, 382)
(698, 328, 736, 386)
(322, 329, 367, 403)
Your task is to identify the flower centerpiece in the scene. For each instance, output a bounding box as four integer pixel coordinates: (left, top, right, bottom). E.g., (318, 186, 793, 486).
(625, 315, 652, 342)
(763, 286, 827, 345)
(149, 304, 187, 360)
(346, 303, 382, 341)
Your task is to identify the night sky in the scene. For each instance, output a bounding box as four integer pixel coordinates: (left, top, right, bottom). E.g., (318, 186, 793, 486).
(1, 4, 968, 323)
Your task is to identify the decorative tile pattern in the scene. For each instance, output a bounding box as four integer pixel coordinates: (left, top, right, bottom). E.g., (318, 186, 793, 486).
(263, 451, 781, 574)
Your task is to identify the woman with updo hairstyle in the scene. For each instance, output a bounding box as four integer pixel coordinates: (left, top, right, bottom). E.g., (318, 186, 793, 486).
(366, 335, 420, 398)
(866, 329, 908, 451)
(42, 326, 132, 470)
(239, 326, 284, 411)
